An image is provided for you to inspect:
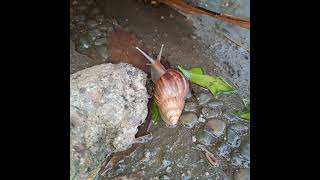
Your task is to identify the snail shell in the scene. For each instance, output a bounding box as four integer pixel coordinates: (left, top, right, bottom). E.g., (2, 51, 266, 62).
(154, 69, 189, 126)
(136, 45, 189, 127)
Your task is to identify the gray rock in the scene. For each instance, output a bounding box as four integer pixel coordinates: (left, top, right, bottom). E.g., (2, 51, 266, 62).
(95, 45, 108, 59)
(162, 175, 171, 180)
(202, 107, 223, 119)
(197, 130, 213, 146)
(223, 111, 243, 122)
(207, 99, 224, 108)
(226, 128, 241, 147)
(184, 102, 198, 112)
(79, 36, 91, 49)
(96, 15, 104, 23)
(198, 117, 206, 123)
(233, 169, 250, 180)
(204, 119, 226, 138)
(70, 63, 149, 180)
(88, 29, 102, 41)
(87, 19, 98, 29)
(218, 93, 245, 112)
(197, 93, 213, 106)
(94, 37, 106, 46)
(240, 137, 250, 161)
(230, 153, 242, 166)
(216, 142, 231, 158)
(73, 14, 86, 22)
(180, 112, 198, 128)
(229, 123, 249, 135)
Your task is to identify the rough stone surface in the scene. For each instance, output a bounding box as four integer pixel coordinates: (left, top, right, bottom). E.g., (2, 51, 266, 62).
(234, 168, 250, 180)
(70, 63, 149, 180)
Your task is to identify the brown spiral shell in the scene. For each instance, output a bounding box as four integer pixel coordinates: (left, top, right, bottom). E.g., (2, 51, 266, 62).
(154, 69, 189, 126)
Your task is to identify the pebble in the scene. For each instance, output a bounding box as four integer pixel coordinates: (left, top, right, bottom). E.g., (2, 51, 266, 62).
(94, 37, 106, 46)
(192, 136, 197, 142)
(95, 45, 108, 59)
(226, 128, 241, 147)
(204, 119, 226, 138)
(87, 19, 98, 29)
(239, 137, 250, 160)
(215, 142, 231, 158)
(205, 172, 209, 176)
(218, 93, 245, 112)
(160, 16, 165, 20)
(166, 166, 172, 173)
(223, 111, 243, 122)
(202, 107, 222, 119)
(207, 100, 224, 108)
(197, 93, 212, 106)
(229, 123, 249, 135)
(184, 102, 198, 112)
(197, 130, 213, 146)
(88, 29, 102, 41)
(180, 112, 198, 128)
(79, 36, 91, 49)
(230, 153, 243, 166)
(162, 175, 170, 180)
(73, 14, 86, 22)
(98, 24, 111, 31)
(233, 169, 250, 180)
(198, 117, 206, 123)
(162, 160, 172, 169)
(95, 15, 104, 23)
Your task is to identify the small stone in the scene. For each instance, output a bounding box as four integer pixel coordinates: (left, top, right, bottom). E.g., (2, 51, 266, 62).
(223, 111, 243, 122)
(215, 142, 231, 158)
(88, 29, 102, 41)
(184, 102, 197, 112)
(77, 5, 88, 11)
(96, 15, 104, 23)
(240, 137, 250, 161)
(169, 14, 173, 18)
(162, 175, 170, 180)
(205, 172, 209, 176)
(233, 169, 250, 180)
(197, 93, 212, 106)
(95, 45, 108, 59)
(160, 16, 164, 20)
(94, 37, 106, 46)
(226, 128, 241, 147)
(87, 19, 98, 29)
(207, 100, 224, 108)
(230, 153, 242, 166)
(192, 136, 196, 142)
(166, 166, 172, 173)
(229, 123, 249, 135)
(202, 107, 223, 119)
(198, 117, 206, 123)
(204, 119, 226, 138)
(190, 34, 197, 39)
(180, 112, 198, 128)
(79, 36, 91, 49)
(73, 14, 86, 22)
(162, 160, 172, 168)
(197, 130, 213, 146)
(125, 18, 129, 22)
(218, 93, 245, 112)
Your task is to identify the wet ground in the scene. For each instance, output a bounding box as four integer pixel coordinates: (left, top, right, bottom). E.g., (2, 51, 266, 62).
(70, 0, 250, 179)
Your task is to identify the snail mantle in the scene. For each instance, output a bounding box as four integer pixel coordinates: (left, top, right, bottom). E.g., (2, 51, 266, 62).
(70, 63, 149, 180)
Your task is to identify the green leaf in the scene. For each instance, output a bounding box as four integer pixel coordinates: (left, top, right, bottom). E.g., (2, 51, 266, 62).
(177, 66, 235, 96)
(189, 67, 204, 75)
(151, 98, 160, 125)
(234, 110, 250, 120)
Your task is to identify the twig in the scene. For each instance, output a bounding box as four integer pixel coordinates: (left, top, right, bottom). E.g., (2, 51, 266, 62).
(157, 0, 250, 29)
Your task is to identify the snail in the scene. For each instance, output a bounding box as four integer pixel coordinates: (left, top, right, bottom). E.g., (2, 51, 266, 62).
(136, 45, 189, 127)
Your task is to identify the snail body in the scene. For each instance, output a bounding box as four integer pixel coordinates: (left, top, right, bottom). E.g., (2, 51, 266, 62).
(136, 45, 189, 127)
